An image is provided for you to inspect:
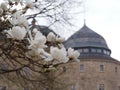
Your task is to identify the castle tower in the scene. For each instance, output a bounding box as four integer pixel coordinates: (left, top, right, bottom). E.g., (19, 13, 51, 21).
(64, 24, 120, 90)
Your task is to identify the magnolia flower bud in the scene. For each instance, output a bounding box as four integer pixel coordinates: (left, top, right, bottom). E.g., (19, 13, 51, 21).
(56, 36, 65, 43)
(0, 8, 3, 15)
(47, 32, 56, 42)
(25, 1, 35, 9)
(0, 3, 7, 11)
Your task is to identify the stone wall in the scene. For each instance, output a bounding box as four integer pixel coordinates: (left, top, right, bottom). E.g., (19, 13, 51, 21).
(0, 58, 120, 90)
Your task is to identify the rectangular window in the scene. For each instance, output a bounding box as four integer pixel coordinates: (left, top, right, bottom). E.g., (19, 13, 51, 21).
(97, 49, 102, 53)
(0, 86, 6, 90)
(118, 86, 120, 90)
(79, 49, 82, 53)
(63, 66, 66, 72)
(83, 48, 89, 53)
(99, 84, 104, 90)
(43, 88, 49, 90)
(115, 67, 117, 73)
(80, 64, 84, 72)
(100, 64, 104, 72)
(103, 50, 107, 54)
(91, 48, 96, 53)
(71, 85, 76, 90)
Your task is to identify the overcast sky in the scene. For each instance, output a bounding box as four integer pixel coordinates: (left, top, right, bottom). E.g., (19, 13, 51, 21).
(85, 0, 120, 61)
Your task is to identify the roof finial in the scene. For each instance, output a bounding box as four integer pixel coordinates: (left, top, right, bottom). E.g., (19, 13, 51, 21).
(83, 0, 86, 26)
(84, 19, 86, 26)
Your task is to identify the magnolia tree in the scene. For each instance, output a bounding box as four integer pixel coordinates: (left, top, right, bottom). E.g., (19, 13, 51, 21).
(0, 0, 81, 89)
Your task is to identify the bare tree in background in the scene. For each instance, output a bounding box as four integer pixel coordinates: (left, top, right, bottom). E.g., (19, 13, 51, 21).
(0, 0, 82, 89)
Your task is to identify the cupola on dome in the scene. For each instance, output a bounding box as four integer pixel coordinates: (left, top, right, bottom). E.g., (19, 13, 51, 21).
(64, 24, 111, 58)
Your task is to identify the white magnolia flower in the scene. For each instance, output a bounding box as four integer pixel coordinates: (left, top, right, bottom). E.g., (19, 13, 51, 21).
(12, 11, 22, 18)
(25, 1, 35, 9)
(56, 36, 65, 43)
(67, 48, 80, 61)
(50, 46, 69, 64)
(28, 30, 47, 49)
(27, 48, 41, 57)
(27, 48, 53, 61)
(47, 32, 56, 42)
(47, 32, 65, 43)
(5, 26, 27, 40)
(0, 8, 3, 15)
(40, 49, 53, 62)
(12, 0, 20, 3)
(9, 14, 28, 29)
(0, 3, 7, 11)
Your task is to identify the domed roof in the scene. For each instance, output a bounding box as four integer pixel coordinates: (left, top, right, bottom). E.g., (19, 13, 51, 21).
(65, 25, 110, 50)
(31, 25, 57, 36)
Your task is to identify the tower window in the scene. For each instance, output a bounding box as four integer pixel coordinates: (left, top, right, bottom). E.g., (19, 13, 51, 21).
(71, 85, 76, 90)
(63, 66, 66, 72)
(91, 48, 96, 53)
(79, 49, 82, 53)
(83, 48, 89, 53)
(80, 64, 84, 72)
(99, 84, 104, 90)
(97, 49, 102, 53)
(118, 86, 120, 90)
(115, 67, 117, 73)
(0, 86, 6, 90)
(106, 51, 110, 55)
(103, 50, 107, 54)
(100, 64, 104, 72)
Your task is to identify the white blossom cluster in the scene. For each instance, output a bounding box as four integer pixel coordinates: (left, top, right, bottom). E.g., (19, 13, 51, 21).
(0, 0, 80, 69)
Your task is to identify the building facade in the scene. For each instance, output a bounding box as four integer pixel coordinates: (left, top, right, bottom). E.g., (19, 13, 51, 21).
(64, 24, 120, 90)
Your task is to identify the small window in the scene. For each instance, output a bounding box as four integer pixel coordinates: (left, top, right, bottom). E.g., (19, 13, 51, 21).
(99, 84, 104, 90)
(115, 67, 117, 73)
(106, 51, 110, 55)
(118, 86, 120, 90)
(63, 66, 66, 72)
(80, 64, 84, 72)
(83, 48, 89, 53)
(0, 86, 6, 90)
(97, 49, 102, 53)
(79, 49, 82, 53)
(43, 88, 49, 90)
(24, 86, 29, 90)
(91, 48, 96, 53)
(103, 50, 107, 54)
(71, 85, 76, 90)
(100, 64, 104, 72)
